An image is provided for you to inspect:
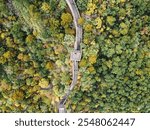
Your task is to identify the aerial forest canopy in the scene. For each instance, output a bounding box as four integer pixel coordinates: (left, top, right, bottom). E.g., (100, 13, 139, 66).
(0, 0, 150, 112)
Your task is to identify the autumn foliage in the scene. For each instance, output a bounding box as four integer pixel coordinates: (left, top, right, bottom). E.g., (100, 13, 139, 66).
(0, 0, 150, 112)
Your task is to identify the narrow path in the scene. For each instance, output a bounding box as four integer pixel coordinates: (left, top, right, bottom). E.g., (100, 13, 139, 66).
(66, 0, 82, 50)
(58, 0, 83, 113)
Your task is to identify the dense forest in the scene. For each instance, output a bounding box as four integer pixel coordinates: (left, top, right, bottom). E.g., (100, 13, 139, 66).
(0, 0, 150, 112)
